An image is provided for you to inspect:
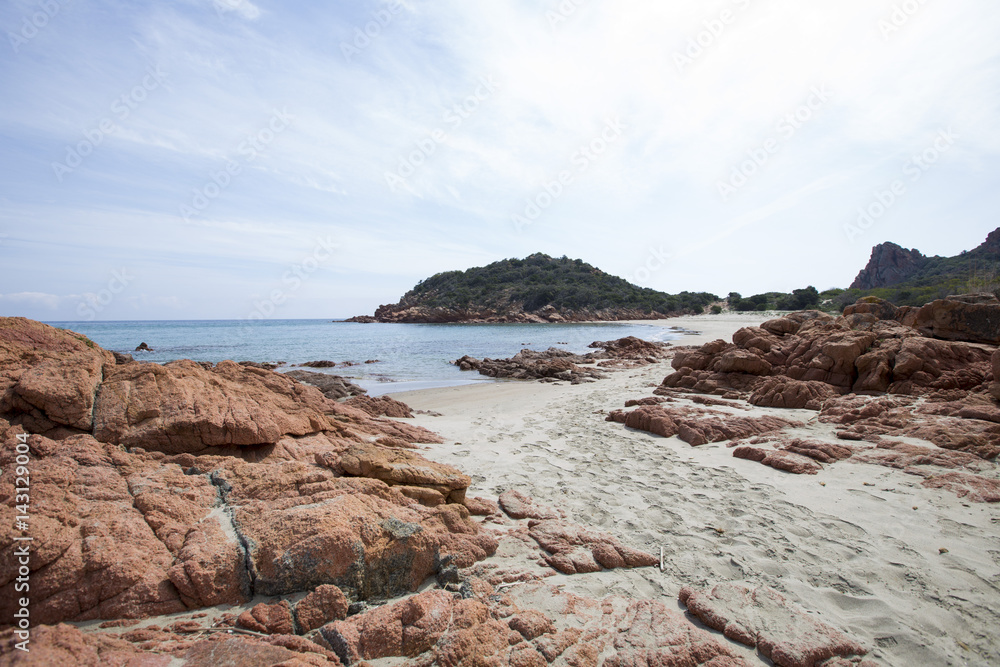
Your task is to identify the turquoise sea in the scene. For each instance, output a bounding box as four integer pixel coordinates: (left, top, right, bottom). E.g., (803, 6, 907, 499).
(46, 320, 683, 395)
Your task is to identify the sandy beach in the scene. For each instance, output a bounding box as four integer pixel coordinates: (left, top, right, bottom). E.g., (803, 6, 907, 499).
(394, 313, 1000, 666)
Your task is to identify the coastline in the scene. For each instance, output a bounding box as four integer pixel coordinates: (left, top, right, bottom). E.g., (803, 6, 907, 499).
(393, 312, 1000, 666)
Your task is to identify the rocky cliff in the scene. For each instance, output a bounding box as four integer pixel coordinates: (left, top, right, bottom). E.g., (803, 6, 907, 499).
(850, 242, 929, 290)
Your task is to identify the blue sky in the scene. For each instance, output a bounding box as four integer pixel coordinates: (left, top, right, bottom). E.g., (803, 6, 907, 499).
(1, 0, 998, 320)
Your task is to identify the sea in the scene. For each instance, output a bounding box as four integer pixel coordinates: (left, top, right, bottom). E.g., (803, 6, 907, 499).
(46, 320, 685, 396)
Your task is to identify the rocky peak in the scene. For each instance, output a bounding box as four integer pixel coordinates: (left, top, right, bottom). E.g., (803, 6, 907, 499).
(850, 241, 928, 290)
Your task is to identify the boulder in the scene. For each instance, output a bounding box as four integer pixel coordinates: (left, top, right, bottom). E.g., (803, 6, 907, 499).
(498, 489, 558, 520)
(607, 405, 800, 446)
(92, 360, 335, 453)
(339, 443, 471, 504)
(748, 376, 838, 410)
(283, 369, 367, 400)
(344, 395, 414, 418)
(295, 584, 349, 633)
(910, 294, 1000, 345)
(0, 318, 115, 432)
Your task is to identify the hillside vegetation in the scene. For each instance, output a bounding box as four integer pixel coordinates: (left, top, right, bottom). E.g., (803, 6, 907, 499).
(394, 253, 718, 316)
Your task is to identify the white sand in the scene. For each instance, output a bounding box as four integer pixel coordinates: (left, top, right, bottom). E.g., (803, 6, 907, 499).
(395, 316, 1000, 667)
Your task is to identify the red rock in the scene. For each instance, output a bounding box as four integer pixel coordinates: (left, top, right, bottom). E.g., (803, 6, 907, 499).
(850, 244, 928, 290)
(181, 637, 334, 666)
(732, 446, 822, 475)
(221, 465, 497, 599)
(749, 376, 839, 410)
(843, 296, 900, 320)
(238, 600, 295, 635)
(344, 395, 414, 419)
(680, 582, 871, 667)
(852, 441, 988, 471)
(781, 439, 855, 464)
(508, 610, 555, 640)
(498, 490, 559, 520)
(463, 496, 499, 516)
(716, 348, 773, 375)
(910, 294, 1000, 345)
(0, 622, 174, 666)
(92, 360, 336, 453)
(296, 584, 350, 633)
(527, 519, 658, 574)
(339, 442, 471, 504)
(920, 472, 1000, 503)
(0, 318, 115, 432)
(609, 405, 800, 446)
(0, 434, 188, 625)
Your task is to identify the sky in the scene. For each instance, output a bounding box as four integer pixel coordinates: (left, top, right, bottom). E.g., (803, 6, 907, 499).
(1, 0, 998, 321)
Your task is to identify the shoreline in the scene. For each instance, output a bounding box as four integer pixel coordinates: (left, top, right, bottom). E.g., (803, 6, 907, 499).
(391, 312, 999, 666)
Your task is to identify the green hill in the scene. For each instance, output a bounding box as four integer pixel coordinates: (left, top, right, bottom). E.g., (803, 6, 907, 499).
(363, 253, 718, 322)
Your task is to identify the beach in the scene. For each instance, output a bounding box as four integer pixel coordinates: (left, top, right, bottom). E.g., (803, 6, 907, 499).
(395, 312, 1000, 666)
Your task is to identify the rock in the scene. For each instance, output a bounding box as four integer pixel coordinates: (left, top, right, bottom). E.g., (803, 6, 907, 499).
(295, 584, 350, 633)
(318, 580, 746, 667)
(339, 443, 471, 504)
(238, 360, 286, 371)
(527, 519, 659, 574)
(716, 348, 772, 375)
(680, 582, 872, 667)
(607, 405, 800, 446)
(218, 465, 496, 600)
(992, 349, 1000, 400)
(0, 623, 173, 666)
(455, 348, 606, 383)
(237, 600, 295, 635)
(910, 294, 1000, 345)
(850, 241, 928, 290)
(344, 395, 414, 418)
(92, 360, 338, 453)
(920, 472, 1000, 503)
(732, 446, 823, 475)
(498, 489, 559, 520)
(463, 496, 499, 516)
(852, 441, 988, 472)
(112, 351, 134, 364)
(300, 360, 337, 368)
(135, 342, 153, 352)
(749, 376, 839, 410)
(283, 369, 367, 400)
(843, 296, 900, 320)
(0, 432, 191, 625)
(1, 318, 115, 432)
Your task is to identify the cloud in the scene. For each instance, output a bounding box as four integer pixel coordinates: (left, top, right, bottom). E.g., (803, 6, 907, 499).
(213, 0, 261, 21)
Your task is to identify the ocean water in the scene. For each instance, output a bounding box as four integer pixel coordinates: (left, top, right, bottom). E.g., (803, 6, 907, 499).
(46, 320, 683, 395)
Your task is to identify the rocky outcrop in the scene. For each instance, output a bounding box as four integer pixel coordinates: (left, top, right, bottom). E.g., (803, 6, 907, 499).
(662, 306, 994, 399)
(283, 369, 367, 400)
(910, 294, 1000, 345)
(607, 404, 800, 446)
(338, 442, 472, 505)
(0, 317, 497, 635)
(316, 581, 749, 667)
(0, 318, 115, 433)
(344, 394, 414, 418)
(527, 519, 659, 574)
(361, 304, 675, 324)
(92, 360, 336, 453)
(498, 489, 559, 520)
(850, 242, 928, 290)
(456, 348, 606, 384)
(680, 583, 874, 667)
